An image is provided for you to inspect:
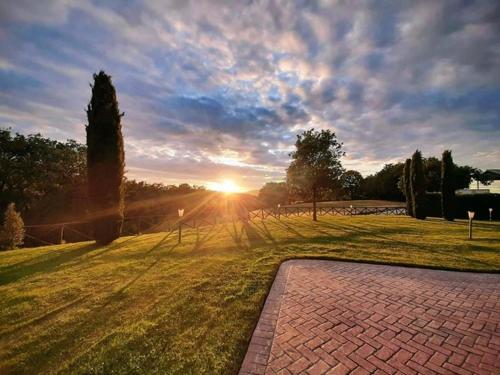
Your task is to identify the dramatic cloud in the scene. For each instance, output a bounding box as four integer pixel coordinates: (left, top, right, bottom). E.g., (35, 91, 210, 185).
(1, 0, 499, 189)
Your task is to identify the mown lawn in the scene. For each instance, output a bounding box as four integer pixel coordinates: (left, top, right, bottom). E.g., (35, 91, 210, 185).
(0, 215, 499, 374)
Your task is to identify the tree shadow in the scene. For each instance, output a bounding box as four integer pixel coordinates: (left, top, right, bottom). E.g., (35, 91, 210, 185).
(242, 221, 266, 247)
(0, 243, 99, 286)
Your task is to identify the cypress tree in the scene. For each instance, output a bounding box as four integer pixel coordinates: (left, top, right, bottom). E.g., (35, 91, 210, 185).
(410, 150, 426, 219)
(403, 158, 413, 216)
(86, 71, 125, 244)
(441, 150, 455, 221)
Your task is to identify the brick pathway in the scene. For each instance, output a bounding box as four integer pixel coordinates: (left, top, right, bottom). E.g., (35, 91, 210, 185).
(239, 260, 500, 375)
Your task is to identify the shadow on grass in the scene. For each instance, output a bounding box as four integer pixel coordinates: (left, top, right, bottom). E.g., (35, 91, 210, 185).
(0, 243, 99, 286)
(242, 221, 267, 247)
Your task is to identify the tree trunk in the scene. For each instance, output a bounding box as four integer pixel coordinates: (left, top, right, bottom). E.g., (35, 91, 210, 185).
(312, 187, 317, 221)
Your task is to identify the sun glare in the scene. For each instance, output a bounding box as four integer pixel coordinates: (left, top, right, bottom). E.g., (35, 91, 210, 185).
(208, 179, 242, 193)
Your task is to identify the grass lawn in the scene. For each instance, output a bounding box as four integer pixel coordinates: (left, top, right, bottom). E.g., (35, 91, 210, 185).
(1, 215, 499, 374)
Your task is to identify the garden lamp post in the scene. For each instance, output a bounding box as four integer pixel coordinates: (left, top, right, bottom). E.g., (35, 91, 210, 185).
(277, 203, 281, 220)
(489, 208, 493, 221)
(178, 209, 184, 243)
(468, 211, 475, 240)
(350, 204, 353, 217)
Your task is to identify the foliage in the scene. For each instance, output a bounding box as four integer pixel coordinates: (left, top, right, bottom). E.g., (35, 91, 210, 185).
(340, 170, 363, 199)
(362, 163, 405, 201)
(441, 150, 455, 221)
(471, 168, 494, 188)
(402, 159, 413, 216)
(0, 203, 25, 250)
(286, 129, 344, 221)
(0, 216, 499, 374)
(86, 71, 125, 244)
(423, 157, 441, 192)
(426, 193, 499, 221)
(0, 128, 87, 223)
(258, 182, 288, 207)
(410, 150, 427, 219)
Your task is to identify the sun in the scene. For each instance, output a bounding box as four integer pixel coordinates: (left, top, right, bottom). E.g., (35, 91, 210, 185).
(208, 179, 242, 193)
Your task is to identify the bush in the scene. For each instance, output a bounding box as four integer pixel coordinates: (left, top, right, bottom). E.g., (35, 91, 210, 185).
(1, 203, 25, 250)
(426, 193, 499, 220)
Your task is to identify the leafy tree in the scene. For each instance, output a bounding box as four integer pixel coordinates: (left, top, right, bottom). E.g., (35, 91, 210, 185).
(362, 163, 405, 201)
(0, 128, 87, 222)
(423, 157, 441, 192)
(258, 182, 288, 207)
(441, 150, 455, 221)
(86, 71, 125, 244)
(410, 150, 426, 219)
(471, 168, 493, 189)
(340, 170, 363, 199)
(402, 159, 413, 216)
(1, 203, 25, 250)
(287, 129, 344, 221)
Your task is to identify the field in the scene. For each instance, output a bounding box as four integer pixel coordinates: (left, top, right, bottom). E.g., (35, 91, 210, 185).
(1, 215, 499, 374)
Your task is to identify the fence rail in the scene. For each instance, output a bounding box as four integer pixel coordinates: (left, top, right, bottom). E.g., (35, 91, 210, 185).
(23, 205, 407, 247)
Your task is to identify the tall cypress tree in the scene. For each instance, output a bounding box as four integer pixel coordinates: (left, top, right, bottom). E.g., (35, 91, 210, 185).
(403, 158, 413, 216)
(441, 150, 455, 221)
(86, 71, 125, 244)
(410, 150, 426, 219)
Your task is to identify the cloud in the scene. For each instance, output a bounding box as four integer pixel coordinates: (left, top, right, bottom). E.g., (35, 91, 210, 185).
(0, 0, 499, 190)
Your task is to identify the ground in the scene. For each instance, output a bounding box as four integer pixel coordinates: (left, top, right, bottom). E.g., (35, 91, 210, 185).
(0, 216, 499, 374)
(241, 260, 500, 374)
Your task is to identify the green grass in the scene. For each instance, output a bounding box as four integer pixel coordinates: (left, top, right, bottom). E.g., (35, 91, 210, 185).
(0, 215, 499, 374)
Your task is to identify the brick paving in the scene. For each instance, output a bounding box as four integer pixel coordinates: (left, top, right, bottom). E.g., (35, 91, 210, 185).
(239, 260, 500, 375)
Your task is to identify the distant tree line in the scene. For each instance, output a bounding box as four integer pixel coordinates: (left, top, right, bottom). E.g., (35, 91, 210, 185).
(259, 129, 494, 220)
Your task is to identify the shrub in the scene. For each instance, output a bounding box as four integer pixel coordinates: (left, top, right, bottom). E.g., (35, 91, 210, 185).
(1, 203, 25, 250)
(410, 150, 427, 219)
(86, 71, 125, 244)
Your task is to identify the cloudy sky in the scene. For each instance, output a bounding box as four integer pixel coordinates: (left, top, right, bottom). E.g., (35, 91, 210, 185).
(1, 0, 499, 190)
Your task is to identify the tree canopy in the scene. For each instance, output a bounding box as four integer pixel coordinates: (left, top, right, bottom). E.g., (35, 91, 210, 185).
(287, 129, 344, 220)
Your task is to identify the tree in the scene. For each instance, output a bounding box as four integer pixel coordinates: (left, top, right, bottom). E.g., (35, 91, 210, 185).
(0, 128, 87, 222)
(286, 129, 344, 221)
(402, 159, 413, 216)
(362, 163, 405, 201)
(258, 182, 288, 207)
(423, 157, 441, 192)
(410, 150, 426, 219)
(441, 150, 455, 221)
(471, 168, 493, 189)
(86, 71, 125, 244)
(1, 203, 25, 250)
(340, 170, 363, 199)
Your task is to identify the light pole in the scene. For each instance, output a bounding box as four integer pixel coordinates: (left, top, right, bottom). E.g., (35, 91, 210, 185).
(489, 208, 493, 221)
(277, 203, 281, 220)
(178, 208, 184, 243)
(350, 204, 353, 217)
(468, 211, 475, 240)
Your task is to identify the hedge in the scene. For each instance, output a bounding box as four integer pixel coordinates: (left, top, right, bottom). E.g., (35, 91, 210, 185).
(425, 193, 499, 220)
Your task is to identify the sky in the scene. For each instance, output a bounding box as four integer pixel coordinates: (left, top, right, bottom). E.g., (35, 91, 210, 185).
(0, 0, 499, 191)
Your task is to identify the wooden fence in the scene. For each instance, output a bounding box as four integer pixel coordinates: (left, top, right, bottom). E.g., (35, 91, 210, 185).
(24, 205, 407, 246)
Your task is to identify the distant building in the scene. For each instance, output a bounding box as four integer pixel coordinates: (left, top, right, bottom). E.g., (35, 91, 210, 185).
(456, 189, 490, 195)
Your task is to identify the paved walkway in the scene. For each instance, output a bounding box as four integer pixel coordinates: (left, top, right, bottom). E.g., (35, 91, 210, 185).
(240, 260, 500, 375)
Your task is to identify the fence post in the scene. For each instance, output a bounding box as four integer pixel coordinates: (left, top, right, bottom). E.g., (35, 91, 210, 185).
(60, 224, 65, 244)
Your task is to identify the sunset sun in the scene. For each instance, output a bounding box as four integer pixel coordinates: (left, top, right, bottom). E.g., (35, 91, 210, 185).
(208, 179, 242, 193)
